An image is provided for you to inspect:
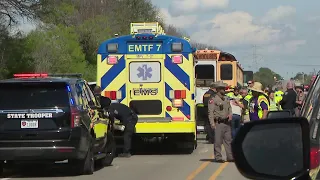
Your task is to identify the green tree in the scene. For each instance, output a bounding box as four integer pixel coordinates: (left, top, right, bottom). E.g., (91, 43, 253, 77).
(292, 72, 313, 84)
(23, 25, 91, 79)
(253, 67, 282, 88)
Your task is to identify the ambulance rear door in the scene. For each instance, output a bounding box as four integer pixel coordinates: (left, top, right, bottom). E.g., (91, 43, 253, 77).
(126, 57, 165, 122)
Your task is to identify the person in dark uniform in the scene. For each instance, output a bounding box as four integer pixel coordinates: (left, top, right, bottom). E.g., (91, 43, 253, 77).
(106, 101, 138, 158)
(202, 81, 218, 144)
(280, 81, 297, 116)
(93, 86, 138, 158)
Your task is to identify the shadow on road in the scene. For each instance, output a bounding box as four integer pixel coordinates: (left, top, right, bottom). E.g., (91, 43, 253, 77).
(4, 163, 109, 178)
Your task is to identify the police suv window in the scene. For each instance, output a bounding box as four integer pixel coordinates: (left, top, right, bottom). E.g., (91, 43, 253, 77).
(0, 82, 69, 109)
(195, 65, 215, 87)
(220, 64, 233, 80)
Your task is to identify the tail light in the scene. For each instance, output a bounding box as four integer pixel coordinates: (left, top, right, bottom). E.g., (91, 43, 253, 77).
(71, 107, 81, 128)
(172, 99, 183, 107)
(173, 90, 186, 99)
(107, 56, 118, 65)
(310, 147, 320, 169)
(166, 106, 172, 111)
(105, 91, 122, 100)
(172, 55, 183, 64)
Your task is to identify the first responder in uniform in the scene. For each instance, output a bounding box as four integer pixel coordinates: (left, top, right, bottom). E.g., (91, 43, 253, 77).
(249, 82, 270, 120)
(274, 86, 284, 110)
(208, 81, 234, 163)
(241, 89, 251, 123)
(202, 81, 219, 143)
(104, 100, 138, 158)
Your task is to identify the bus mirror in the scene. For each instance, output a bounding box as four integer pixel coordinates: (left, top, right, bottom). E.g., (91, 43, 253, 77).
(107, 43, 118, 53)
(172, 42, 183, 52)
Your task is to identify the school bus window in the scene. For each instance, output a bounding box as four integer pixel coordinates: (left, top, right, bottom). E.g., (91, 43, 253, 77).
(220, 64, 233, 80)
(195, 65, 215, 87)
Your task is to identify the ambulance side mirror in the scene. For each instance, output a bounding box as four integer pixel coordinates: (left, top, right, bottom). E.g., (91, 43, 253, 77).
(232, 117, 310, 180)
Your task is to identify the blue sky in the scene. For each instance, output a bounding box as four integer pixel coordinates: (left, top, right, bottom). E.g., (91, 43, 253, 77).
(151, 0, 320, 78)
(17, 0, 320, 79)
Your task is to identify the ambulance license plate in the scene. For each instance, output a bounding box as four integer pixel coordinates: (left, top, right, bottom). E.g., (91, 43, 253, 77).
(21, 119, 38, 129)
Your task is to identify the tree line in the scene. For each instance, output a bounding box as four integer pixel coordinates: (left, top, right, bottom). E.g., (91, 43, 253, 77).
(0, 0, 215, 81)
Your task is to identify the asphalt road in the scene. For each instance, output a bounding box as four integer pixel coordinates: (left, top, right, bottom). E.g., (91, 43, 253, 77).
(0, 135, 248, 180)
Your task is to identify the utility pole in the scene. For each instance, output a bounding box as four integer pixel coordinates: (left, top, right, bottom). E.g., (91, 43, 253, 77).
(251, 45, 263, 71)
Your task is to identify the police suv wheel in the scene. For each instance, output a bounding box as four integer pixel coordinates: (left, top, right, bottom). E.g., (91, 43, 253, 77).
(97, 131, 115, 167)
(0, 162, 3, 177)
(83, 145, 95, 175)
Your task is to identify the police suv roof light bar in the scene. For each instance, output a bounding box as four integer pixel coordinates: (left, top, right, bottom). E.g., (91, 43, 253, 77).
(47, 73, 83, 78)
(13, 73, 48, 78)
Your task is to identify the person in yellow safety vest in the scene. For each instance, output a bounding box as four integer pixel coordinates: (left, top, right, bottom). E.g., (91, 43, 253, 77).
(268, 90, 279, 111)
(241, 89, 251, 123)
(274, 87, 284, 110)
(248, 82, 270, 120)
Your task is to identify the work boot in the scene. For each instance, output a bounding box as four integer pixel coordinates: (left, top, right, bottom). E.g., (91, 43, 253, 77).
(118, 153, 131, 158)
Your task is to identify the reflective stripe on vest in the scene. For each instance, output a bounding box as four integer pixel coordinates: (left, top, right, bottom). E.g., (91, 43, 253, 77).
(269, 100, 278, 111)
(257, 95, 270, 119)
(244, 94, 253, 115)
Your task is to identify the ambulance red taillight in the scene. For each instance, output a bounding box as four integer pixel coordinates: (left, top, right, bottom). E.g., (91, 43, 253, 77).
(71, 107, 80, 128)
(174, 90, 186, 99)
(172, 55, 183, 64)
(13, 73, 48, 78)
(105, 91, 122, 100)
(107, 56, 118, 65)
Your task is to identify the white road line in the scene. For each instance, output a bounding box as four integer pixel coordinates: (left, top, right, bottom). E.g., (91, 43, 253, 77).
(1, 178, 12, 180)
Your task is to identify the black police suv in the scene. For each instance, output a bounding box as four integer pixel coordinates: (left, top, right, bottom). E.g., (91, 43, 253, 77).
(0, 73, 115, 176)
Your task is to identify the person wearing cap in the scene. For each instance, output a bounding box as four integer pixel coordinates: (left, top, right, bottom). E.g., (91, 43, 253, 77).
(280, 81, 297, 116)
(202, 81, 218, 144)
(94, 86, 112, 109)
(208, 81, 233, 163)
(248, 82, 270, 120)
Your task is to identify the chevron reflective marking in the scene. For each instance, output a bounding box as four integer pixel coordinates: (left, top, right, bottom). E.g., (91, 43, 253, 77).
(101, 54, 108, 62)
(166, 112, 171, 118)
(119, 84, 126, 102)
(164, 55, 190, 90)
(100, 56, 126, 91)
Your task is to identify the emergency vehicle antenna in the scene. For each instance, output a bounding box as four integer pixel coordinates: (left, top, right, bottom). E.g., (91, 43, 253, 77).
(130, 22, 166, 35)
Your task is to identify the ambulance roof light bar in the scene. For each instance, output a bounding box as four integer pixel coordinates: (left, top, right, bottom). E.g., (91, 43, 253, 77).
(130, 22, 166, 35)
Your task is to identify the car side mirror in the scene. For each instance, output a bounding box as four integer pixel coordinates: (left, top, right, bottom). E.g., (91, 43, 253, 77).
(267, 110, 292, 119)
(232, 117, 310, 180)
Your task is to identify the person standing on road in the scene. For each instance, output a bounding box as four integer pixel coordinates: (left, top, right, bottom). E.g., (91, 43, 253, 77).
(295, 85, 305, 116)
(208, 81, 234, 163)
(202, 82, 218, 144)
(268, 90, 279, 111)
(280, 81, 297, 116)
(249, 82, 270, 120)
(241, 89, 251, 123)
(227, 87, 243, 138)
(104, 100, 138, 158)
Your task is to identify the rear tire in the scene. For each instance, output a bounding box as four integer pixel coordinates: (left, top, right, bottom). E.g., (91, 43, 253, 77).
(96, 131, 116, 167)
(71, 141, 94, 175)
(0, 162, 3, 177)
